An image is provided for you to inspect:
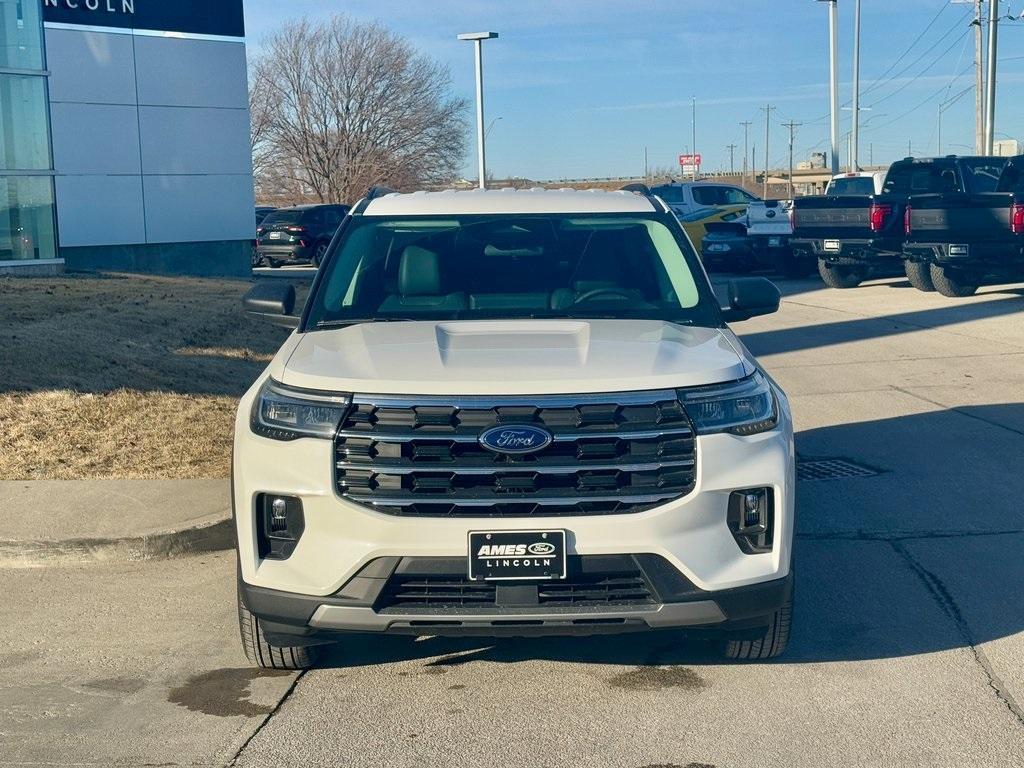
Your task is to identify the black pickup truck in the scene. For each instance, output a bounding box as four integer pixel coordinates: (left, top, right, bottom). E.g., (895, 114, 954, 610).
(904, 154, 1024, 297)
(791, 156, 1008, 289)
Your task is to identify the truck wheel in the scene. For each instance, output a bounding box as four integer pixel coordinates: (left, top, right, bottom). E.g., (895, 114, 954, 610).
(930, 264, 978, 297)
(904, 260, 934, 292)
(238, 589, 319, 670)
(723, 594, 793, 661)
(818, 260, 864, 289)
(312, 242, 329, 268)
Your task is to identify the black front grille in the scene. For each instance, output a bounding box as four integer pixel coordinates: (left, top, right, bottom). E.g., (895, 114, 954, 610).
(334, 391, 697, 517)
(376, 556, 657, 612)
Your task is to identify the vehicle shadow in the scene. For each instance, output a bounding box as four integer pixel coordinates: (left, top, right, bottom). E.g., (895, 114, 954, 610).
(740, 293, 1024, 357)
(317, 404, 1024, 669)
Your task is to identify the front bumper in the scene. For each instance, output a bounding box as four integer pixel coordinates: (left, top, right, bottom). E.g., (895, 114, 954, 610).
(240, 558, 794, 642)
(233, 376, 796, 640)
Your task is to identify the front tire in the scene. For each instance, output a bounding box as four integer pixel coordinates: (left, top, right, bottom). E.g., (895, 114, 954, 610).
(904, 260, 934, 292)
(723, 594, 793, 660)
(930, 264, 978, 297)
(238, 590, 319, 670)
(818, 260, 865, 289)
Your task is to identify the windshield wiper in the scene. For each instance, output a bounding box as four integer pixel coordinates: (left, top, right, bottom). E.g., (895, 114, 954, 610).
(314, 318, 409, 328)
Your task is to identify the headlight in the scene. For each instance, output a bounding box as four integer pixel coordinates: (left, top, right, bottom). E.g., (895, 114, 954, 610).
(678, 371, 778, 436)
(251, 379, 351, 441)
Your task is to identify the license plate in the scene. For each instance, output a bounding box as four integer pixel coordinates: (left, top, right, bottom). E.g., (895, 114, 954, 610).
(768, 236, 782, 247)
(468, 530, 567, 581)
(823, 240, 841, 252)
(706, 243, 730, 253)
(269, 231, 284, 239)
(949, 244, 969, 256)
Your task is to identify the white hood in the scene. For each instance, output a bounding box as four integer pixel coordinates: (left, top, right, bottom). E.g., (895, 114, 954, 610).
(274, 320, 752, 396)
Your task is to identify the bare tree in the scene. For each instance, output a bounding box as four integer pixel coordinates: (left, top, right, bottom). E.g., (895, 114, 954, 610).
(250, 16, 468, 204)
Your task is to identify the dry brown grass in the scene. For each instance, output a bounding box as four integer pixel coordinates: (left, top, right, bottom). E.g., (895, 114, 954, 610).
(0, 273, 297, 480)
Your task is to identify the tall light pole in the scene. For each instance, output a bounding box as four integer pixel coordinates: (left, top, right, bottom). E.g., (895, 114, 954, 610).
(691, 96, 698, 181)
(975, 0, 986, 154)
(458, 31, 499, 189)
(818, 0, 841, 175)
(984, 0, 998, 154)
(851, 0, 862, 170)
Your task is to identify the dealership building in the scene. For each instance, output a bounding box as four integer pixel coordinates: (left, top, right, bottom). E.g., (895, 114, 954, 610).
(0, 0, 253, 276)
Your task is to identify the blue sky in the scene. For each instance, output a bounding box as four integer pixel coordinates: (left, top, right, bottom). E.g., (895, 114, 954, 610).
(243, 0, 1024, 180)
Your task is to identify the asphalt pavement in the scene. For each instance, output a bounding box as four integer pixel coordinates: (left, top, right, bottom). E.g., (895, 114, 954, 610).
(3, 274, 1023, 767)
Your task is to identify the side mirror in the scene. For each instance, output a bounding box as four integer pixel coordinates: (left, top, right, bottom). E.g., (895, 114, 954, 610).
(721, 277, 781, 323)
(243, 282, 299, 329)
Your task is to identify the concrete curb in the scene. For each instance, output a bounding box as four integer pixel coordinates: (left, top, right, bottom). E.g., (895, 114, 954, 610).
(0, 513, 234, 568)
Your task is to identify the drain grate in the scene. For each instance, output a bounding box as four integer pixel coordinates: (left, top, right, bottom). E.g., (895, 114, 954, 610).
(797, 458, 880, 482)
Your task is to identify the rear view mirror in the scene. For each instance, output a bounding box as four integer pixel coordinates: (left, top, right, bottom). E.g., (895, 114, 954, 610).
(721, 278, 781, 323)
(243, 282, 299, 329)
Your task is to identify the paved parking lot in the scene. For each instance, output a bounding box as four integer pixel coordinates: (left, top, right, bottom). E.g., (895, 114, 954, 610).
(2, 275, 1023, 767)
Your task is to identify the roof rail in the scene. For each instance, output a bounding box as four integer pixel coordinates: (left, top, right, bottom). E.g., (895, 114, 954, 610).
(366, 185, 399, 200)
(620, 183, 652, 195)
(352, 185, 399, 215)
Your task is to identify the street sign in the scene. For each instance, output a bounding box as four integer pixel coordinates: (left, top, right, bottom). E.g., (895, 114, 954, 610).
(679, 153, 702, 176)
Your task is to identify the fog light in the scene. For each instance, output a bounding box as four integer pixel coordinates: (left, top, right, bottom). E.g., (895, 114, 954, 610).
(257, 494, 304, 560)
(728, 488, 773, 554)
(270, 497, 289, 531)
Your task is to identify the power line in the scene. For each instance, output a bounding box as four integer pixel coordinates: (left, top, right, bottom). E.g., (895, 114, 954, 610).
(863, 0, 954, 93)
(867, 26, 973, 108)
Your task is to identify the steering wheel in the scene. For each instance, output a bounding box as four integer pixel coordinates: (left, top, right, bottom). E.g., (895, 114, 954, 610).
(573, 287, 636, 304)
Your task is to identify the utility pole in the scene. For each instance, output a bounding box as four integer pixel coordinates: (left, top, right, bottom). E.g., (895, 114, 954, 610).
(869, 142, 874, 166)
(782, 121, 801, 200)
(761, 104, 775, 199)
(851, 0, 863, 170)
(975, 0, 986, 154)
(644, 146, 649, 184)
(984, 0, 999, 154)
(740, 121, 753, 184)
(727, 144, 737, 175)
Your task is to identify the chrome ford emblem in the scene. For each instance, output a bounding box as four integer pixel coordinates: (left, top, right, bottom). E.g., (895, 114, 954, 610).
(766, 209, 777, 218)
(478, 425, 553, 455)
(528, 542, 556, 556)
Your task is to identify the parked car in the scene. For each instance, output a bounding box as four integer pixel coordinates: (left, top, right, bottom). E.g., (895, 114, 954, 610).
(236, 186, 794, 669)
(904, 154, 1024, 296)
(701, 222, 756, 272)
(745, 200, 815, 277)
(256, 204, 350, 268)
(678, 205, 748, 254)
(255, 206, 278, 227)
(824, 171, 886, 197)
(791, 156, 1008, 289)
(651, 181, 760, 219)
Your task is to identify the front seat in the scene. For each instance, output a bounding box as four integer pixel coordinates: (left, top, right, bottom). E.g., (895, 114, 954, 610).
(551, 234, 635, 309)
(378, 245, 467, 312)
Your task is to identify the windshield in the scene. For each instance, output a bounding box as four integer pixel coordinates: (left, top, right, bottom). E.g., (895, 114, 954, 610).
(828, 177, 875, 196)
(305, 213, 720, 328)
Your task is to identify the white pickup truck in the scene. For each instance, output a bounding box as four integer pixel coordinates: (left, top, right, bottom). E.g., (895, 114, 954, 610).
(235, 186, 795, 669)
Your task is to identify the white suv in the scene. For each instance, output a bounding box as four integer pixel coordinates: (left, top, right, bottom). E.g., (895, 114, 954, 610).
(235, 187, 795, 669)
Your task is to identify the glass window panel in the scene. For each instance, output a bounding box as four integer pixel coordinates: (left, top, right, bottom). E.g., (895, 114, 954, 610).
(0, 74, 50, 170)
(0, 0, 45, 70)
(0, 175, 57, 261)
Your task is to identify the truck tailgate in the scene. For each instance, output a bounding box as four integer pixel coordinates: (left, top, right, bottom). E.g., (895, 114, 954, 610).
(908, 193, 1013, 244)
(792, 197, 873, 240)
